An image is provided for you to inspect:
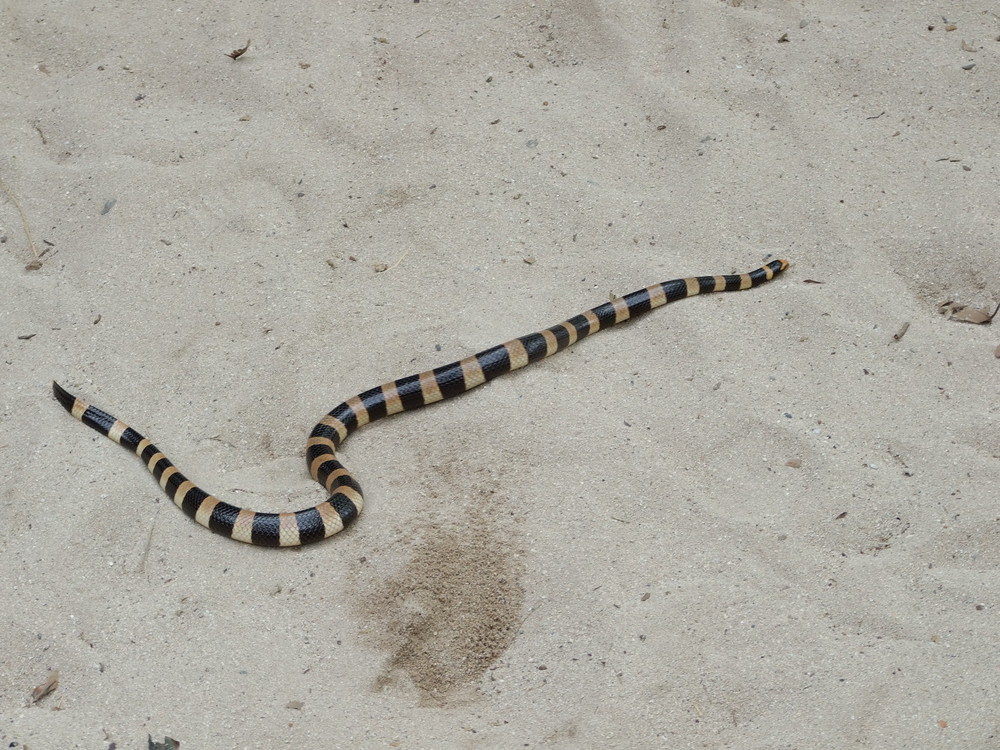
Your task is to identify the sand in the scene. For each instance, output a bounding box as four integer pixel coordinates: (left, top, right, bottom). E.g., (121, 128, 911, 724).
(3, 1, 999, 747)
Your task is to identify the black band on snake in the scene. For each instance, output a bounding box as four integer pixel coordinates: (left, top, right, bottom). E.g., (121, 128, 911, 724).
(53, 258, 788, 546)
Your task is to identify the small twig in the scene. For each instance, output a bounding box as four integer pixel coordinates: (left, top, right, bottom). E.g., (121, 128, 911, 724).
(0, 174, 39, 259)
(386, 247, 410, 271)
(136, 521, 156, 574)
(515, 600, 545, 632)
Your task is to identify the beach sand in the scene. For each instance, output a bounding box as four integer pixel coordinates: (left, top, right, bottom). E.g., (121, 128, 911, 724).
(3, 1, 998, 747)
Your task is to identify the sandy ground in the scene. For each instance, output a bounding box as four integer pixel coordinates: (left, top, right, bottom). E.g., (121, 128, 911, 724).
(2, 1, 999, 747)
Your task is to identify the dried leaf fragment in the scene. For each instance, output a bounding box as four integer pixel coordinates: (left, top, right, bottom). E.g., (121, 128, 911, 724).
(938, 300, 999, 324)
(31, 670, 59, 703)
(148, 736, 180, 750)
(226, 40, 251, 60)
(286, 700, 305, 710)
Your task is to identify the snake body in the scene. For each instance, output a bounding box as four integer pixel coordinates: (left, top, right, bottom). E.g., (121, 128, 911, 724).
(54, 258, 788, 546)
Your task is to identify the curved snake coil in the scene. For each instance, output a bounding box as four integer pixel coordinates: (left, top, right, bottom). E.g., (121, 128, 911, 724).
(54, 258, 788, 546)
